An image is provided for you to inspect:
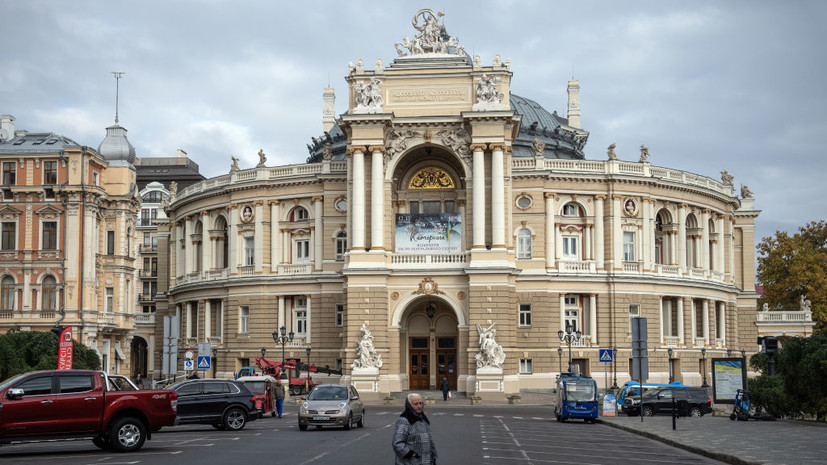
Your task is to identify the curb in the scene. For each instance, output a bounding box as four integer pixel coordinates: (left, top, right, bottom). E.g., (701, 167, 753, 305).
(597, 419, 760, 465)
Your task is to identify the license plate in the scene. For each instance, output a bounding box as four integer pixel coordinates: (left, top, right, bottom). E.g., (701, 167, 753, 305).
(313, 416, 330, 421)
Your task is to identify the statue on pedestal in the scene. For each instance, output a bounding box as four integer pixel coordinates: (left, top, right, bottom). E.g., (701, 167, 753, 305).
(475, 322, 506, 369)
(352, 323, 383, 369)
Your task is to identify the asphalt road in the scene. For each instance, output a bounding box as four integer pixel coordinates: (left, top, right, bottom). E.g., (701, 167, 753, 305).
(0, 405, 727, 465)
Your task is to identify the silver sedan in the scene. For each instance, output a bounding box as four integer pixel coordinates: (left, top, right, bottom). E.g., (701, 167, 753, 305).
(298, 384, 365, 431)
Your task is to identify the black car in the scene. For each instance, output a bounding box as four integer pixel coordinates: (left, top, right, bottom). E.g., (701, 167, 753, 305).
(170, 379, 258, 431)
(621, 386, 712, 417)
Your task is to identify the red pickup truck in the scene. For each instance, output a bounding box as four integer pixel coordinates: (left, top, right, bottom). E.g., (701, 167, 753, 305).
(0, 370, 178, 452)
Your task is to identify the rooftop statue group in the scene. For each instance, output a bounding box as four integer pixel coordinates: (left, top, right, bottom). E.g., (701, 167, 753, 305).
(394, 9, 465, 57)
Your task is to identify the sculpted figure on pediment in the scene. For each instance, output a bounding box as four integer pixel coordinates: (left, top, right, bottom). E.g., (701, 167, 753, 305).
(435, 127, 471, 163)
(385, 128, 420, 163)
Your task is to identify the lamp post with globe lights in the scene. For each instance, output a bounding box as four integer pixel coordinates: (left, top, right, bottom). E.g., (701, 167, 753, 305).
(558, 322, 581, 374)
(272, 326, 294, 380)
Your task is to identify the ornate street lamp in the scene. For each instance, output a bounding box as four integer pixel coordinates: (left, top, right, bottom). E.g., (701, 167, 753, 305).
(557, 347, 563, 373)
(272, 326, 294, 380)
(612, 347, 619, 390)
(426, 302, 436, 319)
(667, 348, 674, 383)
(260, 347, 266, 358)
(557, 322, 581, 374)
(305, 347, 312, 392)
(701, 348, 709, 387)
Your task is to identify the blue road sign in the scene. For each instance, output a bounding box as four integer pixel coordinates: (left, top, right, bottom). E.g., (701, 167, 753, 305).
(197, 355, 211, 369)
(599, 348, 614, 363)
(183, 359, 194, 371)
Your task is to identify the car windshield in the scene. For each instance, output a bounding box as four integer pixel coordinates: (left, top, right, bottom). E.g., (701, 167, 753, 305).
(243, 381, 266, 394)
(564, 380, 596, 402)
(107, 375, 138, 391)
(642, 389, 663, 400)
(307, 386, 348, 401)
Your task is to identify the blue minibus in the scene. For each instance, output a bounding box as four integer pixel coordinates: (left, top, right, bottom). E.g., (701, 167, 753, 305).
(554, 374, 599, 423)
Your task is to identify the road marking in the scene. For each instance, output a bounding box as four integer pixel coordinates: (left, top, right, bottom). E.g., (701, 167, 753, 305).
(297, 451, 328, 465)
(453, 413, 464, 416)
(497, 417, 532, 464)
(86, 462, 140, 465)
(474, 414, 484, 417)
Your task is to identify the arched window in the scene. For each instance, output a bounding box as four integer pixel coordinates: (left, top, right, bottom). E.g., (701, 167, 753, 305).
(685, 214, 699, 268)
(42, 275, 57, 311)
(562, 203, 582, 217)
(194, 221, 203, 271)
(292, 207, 309, 221)
(1, 276, 14, 310)
(517, 228, 532, 259)
(335, 230, 347, 261)
(213, 216, 228, 269)
(708, 218, 716, 270)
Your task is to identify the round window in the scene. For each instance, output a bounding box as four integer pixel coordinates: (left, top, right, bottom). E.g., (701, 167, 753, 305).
(516, 195, 532, 209)
(334, 198, 347, 212)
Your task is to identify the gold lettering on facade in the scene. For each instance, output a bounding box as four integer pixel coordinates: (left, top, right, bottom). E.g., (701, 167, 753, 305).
(389, 88, 467, 104)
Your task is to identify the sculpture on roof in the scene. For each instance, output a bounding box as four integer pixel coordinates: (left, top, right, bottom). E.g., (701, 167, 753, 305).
(230, 156, 240, 172)
(353, 77, 383, 114)
(351, 323, 383, 369)
(395, 9, 461, 56)
(256, 149, 267, 167)
(322, 143, 333, 161)
(472, 74, 504, 111)
(740, 184, 753, 198)
(168, 181, 178, 196)
(475, 322, 506, 369)
(720, 170, 734, 186)
(607, 143, 617, 160)
(639, 144, 650, 163)
(532, 138, 545, 157)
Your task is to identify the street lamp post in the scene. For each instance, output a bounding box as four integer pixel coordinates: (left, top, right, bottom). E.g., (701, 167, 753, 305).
(305, 347, 311, 393)
(612, 346, 619, 390)
(557, 347, 563, 374)
(272, 326, 294, 380)
(667, 348, 674, 383)
(557, 322, 581, 374)
(701, 348, 709, 387)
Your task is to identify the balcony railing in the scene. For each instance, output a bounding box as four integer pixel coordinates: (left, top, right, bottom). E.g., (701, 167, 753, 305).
(623, 261, 640, 273)
(663, 336, 679, 347)
(558, 260, 596, 273)
(656, 264, 680, 276)
(390, 253, 467, 267)
(0, 311, 12, 319)
(139, 270, 158, 278)
(756, 310, 813, 323)
(138, 294, 156, 302)
(135, 313, 156, 325)
(277, 264, 313, 275)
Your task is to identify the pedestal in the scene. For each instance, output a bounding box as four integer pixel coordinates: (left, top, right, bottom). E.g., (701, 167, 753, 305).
(351, 367, 382, 400)
(473, 366, 505, 401)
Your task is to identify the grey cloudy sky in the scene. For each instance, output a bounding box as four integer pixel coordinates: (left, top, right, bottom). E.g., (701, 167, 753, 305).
(2, 0, 825, 248)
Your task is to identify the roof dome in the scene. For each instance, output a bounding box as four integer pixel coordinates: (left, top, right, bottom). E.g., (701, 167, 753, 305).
(510, 94, 588, 159)
(98, 124, 136, 165)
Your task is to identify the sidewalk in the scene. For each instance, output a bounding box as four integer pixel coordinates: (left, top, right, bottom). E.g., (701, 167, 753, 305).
(598, 414, 826, 465)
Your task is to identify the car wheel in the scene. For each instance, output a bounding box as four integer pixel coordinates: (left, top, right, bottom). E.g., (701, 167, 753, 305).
(299, 423, 308, 431)
(357, 411, 365, 428)
(343, 413, 352, 430)
(290, 385, 302, 396)
(730, 413, 737, 421)
(108, 417, 147, 452)
(223, 407, 247, 431)
(642, 406, 654, 417)
(689, 407, 703, 417)
(92, 435, 112, 450)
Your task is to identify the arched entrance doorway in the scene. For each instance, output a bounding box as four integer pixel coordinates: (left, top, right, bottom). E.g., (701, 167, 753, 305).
(131, 336, 148, 377)
(403, 299, 458, 391)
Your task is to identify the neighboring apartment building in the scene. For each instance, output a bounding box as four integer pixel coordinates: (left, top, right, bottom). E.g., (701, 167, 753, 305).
(0, 114, 139, 375)
(157, 11, 763, 397)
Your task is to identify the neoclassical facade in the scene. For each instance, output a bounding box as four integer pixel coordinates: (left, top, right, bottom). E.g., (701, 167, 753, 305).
(158, 11, 760, 395)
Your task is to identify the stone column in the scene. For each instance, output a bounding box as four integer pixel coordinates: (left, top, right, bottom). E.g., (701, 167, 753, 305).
(594, 195, 605, 269)
(584, 225, 592, 260)
(254, 202, 264, 272)
(559, 294, 566, 332)
(205, 300, 212, 340)
(677, 298, 685, 345)
(228, 206, 238, 274)
(612, 195, 623, 269)
(185, 216, 194, 274)
(458, 200, 467, 251)
(665, 299, 672, 340)
(175, 222, 184, 276)
(544, 193, 556, 269)
(718, 302, 726, 345)
(202, 212, 213, 273)
(589, 295, 597, 346)
(701, 209, 711, 270)
(659, 298, 665, 343)
(702, 300, 710, 345)
(278, 296, 285, 329)
(677, 204, 687, 271)
(314, 196, 323, 270)
(271, 201, 281, 269)
(490, 144, 505, 248)
(350, 146, 366, 250)
(689, 298, 697, 346)
(369, 146, 385, 251)
(716, 214, 725, 273)
(471, 144, 487, 248)
(643, 198, 652, 270)
(306, 295, 312, 344)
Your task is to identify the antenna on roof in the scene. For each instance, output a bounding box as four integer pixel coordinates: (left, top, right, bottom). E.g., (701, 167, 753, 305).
(571, 65, 575, 80)
(111, 71, 125, 124)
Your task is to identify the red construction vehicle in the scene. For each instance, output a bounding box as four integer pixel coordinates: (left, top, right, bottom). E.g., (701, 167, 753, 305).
(237, 356, 341, 395)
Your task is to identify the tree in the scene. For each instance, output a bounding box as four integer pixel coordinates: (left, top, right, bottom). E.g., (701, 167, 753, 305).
(756, 220, 827, 333)
(0, 329, 101, 381)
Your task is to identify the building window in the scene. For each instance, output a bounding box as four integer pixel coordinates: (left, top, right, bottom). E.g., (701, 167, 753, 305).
(296, 239, 310, 262)
(106, 231, 115, 255)
(335, 231, 347, 261)
(335, 304, 344, 327)
(562, 235, 579, 260)
(564, 295, 580, 332)
(41, 276, 57, 311)
(293, 207, 309, 221)
(623, 231, 635, 261)
(1, 222, 15, 250)
(105, 287, 114, 313)
(2, 162, 15, 185)
(516, 195, 532, 210)
(143, 232, 151, 247)
(519, 303, 532, 327)
(142, 191, 163, 203)
(240, 306, 249, 333)
(1, 276, 14, 310)
(517, 228, 532, 259)
(42, 221, 58, 250)
(92, 172, 99, 186)
(245, 237, 254, 266)
(629, 304, 640, 333)
(562, 203, 581, 216)
(296, 310, 307, 335)
(43, 161, 57, 185)
(520, 359, 533, 374)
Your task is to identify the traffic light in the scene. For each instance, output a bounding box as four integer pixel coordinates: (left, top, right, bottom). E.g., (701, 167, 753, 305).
(50, 325, 64, 337)
(760, 336, 778, 355)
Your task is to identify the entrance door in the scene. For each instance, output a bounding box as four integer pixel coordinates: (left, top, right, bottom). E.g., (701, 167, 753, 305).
(409, 337, 429, 390)
(436, 337, 457, 390)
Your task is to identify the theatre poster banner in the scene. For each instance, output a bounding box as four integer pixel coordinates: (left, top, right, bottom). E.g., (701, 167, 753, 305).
(395, 213, 462, 254)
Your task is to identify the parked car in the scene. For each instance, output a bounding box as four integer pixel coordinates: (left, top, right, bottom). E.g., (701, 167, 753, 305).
(0, 370, 178, 452)
(615, 380, 685, 410)
(236, 375, 278, 418)
(169, 379, 258, 431)
(621, 386, 712, 417)
(298, 384, 364, 431)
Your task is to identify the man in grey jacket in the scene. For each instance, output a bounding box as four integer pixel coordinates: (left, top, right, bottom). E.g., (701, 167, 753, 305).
(392, 393, 437, 465)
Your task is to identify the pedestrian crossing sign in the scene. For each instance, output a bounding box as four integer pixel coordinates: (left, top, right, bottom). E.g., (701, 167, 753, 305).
(197, 355, 211, 369)
(599, 348, 613, 363)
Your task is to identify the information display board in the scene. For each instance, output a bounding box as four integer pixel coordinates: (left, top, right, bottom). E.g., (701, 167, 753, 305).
(711, 357, 747, 404)
(395, 213, 462, 254)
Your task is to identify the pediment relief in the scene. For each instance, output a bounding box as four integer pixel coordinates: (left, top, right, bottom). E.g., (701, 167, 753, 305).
(35, 204, 62, 219)
(0, 205, 22, 219)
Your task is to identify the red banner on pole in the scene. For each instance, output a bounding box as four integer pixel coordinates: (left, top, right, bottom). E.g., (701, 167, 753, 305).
(57, 326, 73, 370)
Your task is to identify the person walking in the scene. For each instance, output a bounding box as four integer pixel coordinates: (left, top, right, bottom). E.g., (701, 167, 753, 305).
(440, 378, 450, 402)
(392, 393, 437, 465)
(133, 373, 145, 389)
(275, 378, 285, 418)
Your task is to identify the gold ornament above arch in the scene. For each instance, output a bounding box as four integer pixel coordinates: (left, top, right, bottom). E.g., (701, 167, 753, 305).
(408, 167, 455, 189)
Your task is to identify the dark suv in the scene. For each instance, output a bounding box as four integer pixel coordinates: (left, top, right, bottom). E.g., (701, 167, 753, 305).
(170, 379, 258, 431)
(622, 386, 712, 417)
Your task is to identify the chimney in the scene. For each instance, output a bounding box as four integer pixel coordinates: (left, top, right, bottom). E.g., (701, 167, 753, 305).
(0, 115, 15, 142)
(566, 80, 581, 129)
(177, 149, 187, 158)
(322, 87, 336, 133)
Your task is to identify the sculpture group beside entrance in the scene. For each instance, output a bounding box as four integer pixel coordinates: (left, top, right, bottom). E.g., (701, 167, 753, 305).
(352, 323, 383, 370)
(475, 322, 506, 369)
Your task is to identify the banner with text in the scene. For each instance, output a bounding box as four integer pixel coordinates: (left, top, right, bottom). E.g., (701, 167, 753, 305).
(395, 213, 462, 254)
(57, 326, 73, 370)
